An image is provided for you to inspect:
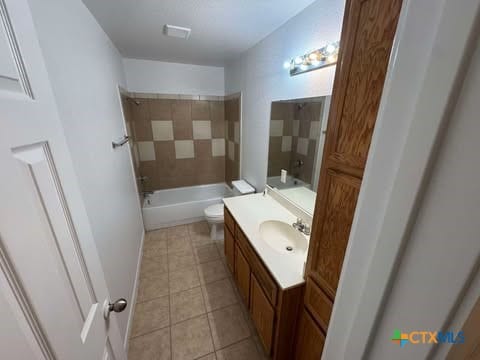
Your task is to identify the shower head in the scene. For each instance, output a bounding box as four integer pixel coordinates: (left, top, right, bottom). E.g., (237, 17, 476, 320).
(296, 103, 307, 110)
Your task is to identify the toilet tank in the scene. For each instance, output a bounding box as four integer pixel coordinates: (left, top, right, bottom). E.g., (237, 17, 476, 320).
(232, 180, 255, 196)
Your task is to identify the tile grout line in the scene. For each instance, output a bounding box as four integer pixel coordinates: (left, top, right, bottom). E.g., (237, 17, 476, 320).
(195, 231, 217, 356)
(133, 224, 253, 357)
(190, 225, 258, 356)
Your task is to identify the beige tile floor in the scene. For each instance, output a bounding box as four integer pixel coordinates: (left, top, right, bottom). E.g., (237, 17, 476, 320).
(128, 221, 269, 360)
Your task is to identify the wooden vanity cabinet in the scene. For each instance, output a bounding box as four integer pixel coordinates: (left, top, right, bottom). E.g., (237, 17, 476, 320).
(224, 208, 235, 272)
(223, 206, 304, 360)
(251, 274, 275, 352)
(234, 244, 251, 306)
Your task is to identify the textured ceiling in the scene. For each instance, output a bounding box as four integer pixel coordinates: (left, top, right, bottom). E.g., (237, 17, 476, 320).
(82, 0, 317, 66)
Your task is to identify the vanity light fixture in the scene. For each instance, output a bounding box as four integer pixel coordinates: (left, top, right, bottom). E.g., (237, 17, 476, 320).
(287, 41, 339, 76)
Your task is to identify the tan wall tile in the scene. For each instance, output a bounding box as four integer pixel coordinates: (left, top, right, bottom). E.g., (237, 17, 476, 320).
(154, 141, 176, 161)
(133, 96, 238, 190)
(209, 101, 224, 122)
(157, 159, 176, 177)
(192, 100, 211, 120)
(172, 100, 191, 121)
(173, 120, 193, 140)
(194, 140, 212, 159)
(211, 119, 225, 138)
(149, 99, 172, 120)
(131, 99, 150, 122)
(133, 120, 153, 141)
(139, 161, 160, 191)
(174, 158, 196, 177)
(227, 121, 235, 141)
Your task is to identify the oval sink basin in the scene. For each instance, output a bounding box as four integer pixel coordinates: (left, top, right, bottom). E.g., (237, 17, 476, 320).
(259, 220, 308, 254)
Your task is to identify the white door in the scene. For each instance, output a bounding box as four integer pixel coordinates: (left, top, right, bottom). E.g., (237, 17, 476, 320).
(0, 0, 127, 359)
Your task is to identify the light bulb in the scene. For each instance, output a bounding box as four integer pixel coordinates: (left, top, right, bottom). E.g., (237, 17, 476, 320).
(308, 52, 319, 61)
(294, 56, 303, 65)
(283, 61, 291, 69)
(300, 63, 309, 71)
(326, 44, 336, 54)
(327, 55, 336, 63)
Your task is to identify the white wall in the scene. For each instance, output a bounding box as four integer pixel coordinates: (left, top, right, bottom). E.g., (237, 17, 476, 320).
(124, 58, 225, 96)
(323, 0, 480, 358)
(366, 30, 480, 360)
(224, 0, 345, 190)
(27, 0, 144, 340)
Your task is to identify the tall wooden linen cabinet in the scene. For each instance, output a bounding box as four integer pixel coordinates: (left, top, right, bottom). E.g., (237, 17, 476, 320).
(294, 0, 403, 358)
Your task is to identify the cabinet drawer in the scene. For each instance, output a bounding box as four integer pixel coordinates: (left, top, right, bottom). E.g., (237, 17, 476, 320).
(251, 274, 275, 355)
(304, 278, 332, 332)
(224, 206, 235, 234)
(236, 227, 278, 305)
(234, 244, 251, 306)
(224, 225, 235, 273)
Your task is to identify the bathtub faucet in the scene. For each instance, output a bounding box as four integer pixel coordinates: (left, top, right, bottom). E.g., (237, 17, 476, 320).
(142, 191, 154, 197)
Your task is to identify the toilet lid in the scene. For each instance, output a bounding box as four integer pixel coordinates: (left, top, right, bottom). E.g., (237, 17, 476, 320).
(205, 203, 224, 218)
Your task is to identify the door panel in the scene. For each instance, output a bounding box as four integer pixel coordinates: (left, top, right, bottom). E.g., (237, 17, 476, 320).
(224, 225, 235, 273)
(333, 0, 402, 165)
(0, 0, 126, 358)
(309, 170, 361, 298)
(251, 274, 275, 354)
(295, 309, 325, 360)
(234, 244, 251, 306)
(0, 0, 32, 96)
(304, 279, 333, 333)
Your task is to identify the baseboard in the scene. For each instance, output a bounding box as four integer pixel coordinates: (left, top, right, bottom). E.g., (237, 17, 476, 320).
(123, 229, 145, 351)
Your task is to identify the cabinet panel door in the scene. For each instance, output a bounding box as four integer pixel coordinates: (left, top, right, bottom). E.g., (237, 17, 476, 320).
(224, 206, 235, 234)
(236, 226, 278, 305)
(224, 225, 235, 273)
(304, 278, 333, 333)
(251, 274, 275, 355)
(234, 244, 251, 306)
(306, 0, 403, 297)
(295, 309, 325, 360)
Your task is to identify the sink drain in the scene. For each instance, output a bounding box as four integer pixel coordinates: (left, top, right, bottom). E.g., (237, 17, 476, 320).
(286, 246, 293, 252)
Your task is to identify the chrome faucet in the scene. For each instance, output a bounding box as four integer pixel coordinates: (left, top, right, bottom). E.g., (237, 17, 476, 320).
(292, 218, 311, 235)
(142, 191, 154, 197)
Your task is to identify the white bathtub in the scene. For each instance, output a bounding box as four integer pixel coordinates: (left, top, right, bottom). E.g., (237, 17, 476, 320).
(142, 183, 232, 231)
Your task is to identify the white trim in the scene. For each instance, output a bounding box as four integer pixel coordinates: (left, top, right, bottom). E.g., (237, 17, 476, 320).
(238, 92, 243, 179)
(0, 0, 33, 98)
(0, 241, 55, 359)
(312, 95, 330, 191)
(123, 229, 145, 351)
(116, 86, 142, 206)
(130, 92, 226, 101)
(323, 0, 480, 358)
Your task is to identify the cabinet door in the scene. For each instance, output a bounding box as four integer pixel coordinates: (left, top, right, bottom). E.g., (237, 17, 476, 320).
(234, 244, 251, 306)
(295, 309, 325, 360)
(251, 274, 275, 354)
(224, 225, 235, 273)
(306, 0, 403, 299)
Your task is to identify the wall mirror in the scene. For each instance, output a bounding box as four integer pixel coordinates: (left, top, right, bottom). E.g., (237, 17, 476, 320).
(266, 96, 330, 214)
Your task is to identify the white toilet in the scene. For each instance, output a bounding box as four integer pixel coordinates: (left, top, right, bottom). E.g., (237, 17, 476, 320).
(204, 180, 255, 240)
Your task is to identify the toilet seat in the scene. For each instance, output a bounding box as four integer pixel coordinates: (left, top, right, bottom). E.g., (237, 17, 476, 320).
(204, 203, 224, 221)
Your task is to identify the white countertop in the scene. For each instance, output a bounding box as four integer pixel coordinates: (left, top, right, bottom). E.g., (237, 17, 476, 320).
(223, 193, 308, 289)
